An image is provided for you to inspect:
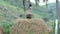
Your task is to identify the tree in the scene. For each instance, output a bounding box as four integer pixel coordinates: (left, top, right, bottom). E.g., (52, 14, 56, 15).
(54, 0, 59, 34)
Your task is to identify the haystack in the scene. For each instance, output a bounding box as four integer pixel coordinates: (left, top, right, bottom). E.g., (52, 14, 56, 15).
(0, 24, 4, 34)
(10, 19, 51, 34)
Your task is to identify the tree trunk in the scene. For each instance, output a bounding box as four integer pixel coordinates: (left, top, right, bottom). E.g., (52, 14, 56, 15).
(55, 0, 59, 34)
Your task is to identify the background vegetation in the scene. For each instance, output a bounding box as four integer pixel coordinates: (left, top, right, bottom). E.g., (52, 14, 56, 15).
(0, 0, 60, 34)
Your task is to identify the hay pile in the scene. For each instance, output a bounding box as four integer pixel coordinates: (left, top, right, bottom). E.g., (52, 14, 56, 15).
(10, 19, 50, 34)
(0, 25, 4, 34)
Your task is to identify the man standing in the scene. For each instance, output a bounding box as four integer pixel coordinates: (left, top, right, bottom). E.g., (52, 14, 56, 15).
(26, 4, 32, 19)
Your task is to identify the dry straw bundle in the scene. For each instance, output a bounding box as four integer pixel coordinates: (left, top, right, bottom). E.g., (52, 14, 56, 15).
(0, 24, 4, 34)
(10, 19, 50, 34)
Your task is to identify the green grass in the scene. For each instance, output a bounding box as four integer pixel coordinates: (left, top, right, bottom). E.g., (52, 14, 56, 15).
(0, 0, 22, 34)
(28, 31, 33, 34)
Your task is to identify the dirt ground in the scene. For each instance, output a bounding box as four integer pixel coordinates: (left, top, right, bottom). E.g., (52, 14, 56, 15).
(10, 19, 51, 34)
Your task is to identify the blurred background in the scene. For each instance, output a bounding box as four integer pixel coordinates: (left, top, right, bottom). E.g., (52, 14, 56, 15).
(0, 0, 60, 34)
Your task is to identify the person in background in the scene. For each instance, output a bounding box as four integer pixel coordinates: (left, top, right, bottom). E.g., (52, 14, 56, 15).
(26, 4, 32, 19)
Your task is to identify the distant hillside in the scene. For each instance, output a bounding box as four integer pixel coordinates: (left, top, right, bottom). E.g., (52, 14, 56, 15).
(0, 0, 47, 27)
(0, 0, 24, 33)
(0, 0, 55, 27)
(2, 0, 55, 20)
(0, 0, 47, 24)
(0, 0, 22, 23)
